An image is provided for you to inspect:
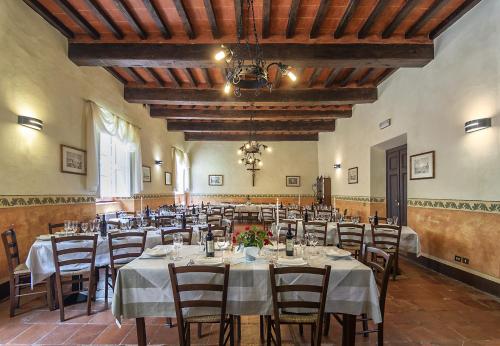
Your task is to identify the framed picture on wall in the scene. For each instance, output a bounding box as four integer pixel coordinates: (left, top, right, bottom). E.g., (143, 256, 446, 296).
(286, 176, 301, 187)
(142, 166, 151, 182)
(60, 145, 87, 175)
(410, 151, 435, 180)
(165, 172, 172, 185)
(348, 167, 358, 184)
(208, 175, 223, 186)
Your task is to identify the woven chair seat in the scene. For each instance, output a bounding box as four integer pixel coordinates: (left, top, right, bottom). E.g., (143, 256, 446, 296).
(185, 314, 224, 323)
(60, 268, 91, 276)
(280, 313, 317, 324)
(14, 263, 30, 275)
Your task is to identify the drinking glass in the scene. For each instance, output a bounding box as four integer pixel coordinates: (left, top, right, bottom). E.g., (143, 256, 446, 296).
(308, 233, 318, 255)
(80, 222, 89, 233)
(172, 233, 183, 260)
(216, 236, 226, 251)
(393, 217, 399, 226)
(387, 218, 393, 225)
(89, 220, 95, 233)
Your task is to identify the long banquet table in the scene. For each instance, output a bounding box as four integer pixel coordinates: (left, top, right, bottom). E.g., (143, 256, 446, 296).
(112, 245, 381, 346)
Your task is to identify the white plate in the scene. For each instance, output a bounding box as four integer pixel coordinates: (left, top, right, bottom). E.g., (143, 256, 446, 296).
(326, 248, 352, 258)
(195, 257, 223, 265)
(276, 258, 308, 266)
(37, 234, 52, 241)
(142, 248, 167, 258)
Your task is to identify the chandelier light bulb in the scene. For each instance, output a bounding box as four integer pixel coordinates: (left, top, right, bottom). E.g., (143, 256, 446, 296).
(224, 81, 231, 94)
(237, 149, 242, 155)
(266, 146, 272, 153)
(245, 143, 250, 149)
(215, 50, 226, 61)
(238, 159, 242, 164)
(258, 161, 263, 167)
(287, 70, 297, 82)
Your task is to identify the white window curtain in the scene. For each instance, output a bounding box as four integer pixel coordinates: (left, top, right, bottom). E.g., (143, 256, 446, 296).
(172, 147, 190, 193)
(85, 101, 142, 196)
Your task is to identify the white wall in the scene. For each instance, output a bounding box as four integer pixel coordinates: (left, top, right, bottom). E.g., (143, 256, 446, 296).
(0, 0, 184, 196)
(188, 141, 318, 195)
(318, 0, 500, 201)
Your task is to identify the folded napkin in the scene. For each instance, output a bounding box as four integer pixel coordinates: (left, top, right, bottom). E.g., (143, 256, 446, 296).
(142, 247, 167, 258)
(325, 248, 353, 260)
(277, 258, 307, 266)
(195, 257, 223, 265)
(37, 234, 52, 241)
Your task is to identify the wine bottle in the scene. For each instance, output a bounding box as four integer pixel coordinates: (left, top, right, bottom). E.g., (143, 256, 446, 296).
(304, 210, 309, 223)
(192, 205, 196, 215)
(374, 211, 379, 226)
(100, 215, 107, 238)
(182, 212, 186, 230)
(206, 224, 215, 257)
(145, 205, 150, 218)
(201, 201, 204, 209)
(285, 224, 294, 256)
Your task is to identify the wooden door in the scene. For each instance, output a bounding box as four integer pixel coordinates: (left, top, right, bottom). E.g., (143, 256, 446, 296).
(386, 145, 407, 225)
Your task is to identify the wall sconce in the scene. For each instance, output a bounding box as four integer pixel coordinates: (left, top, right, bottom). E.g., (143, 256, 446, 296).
(18, 115, 43, 131)
(465, 118, 491, 133)
(333, 163, 341, 169)
(155, 160, 163, 165)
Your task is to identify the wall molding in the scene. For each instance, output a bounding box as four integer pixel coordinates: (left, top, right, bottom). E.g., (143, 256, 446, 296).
(408, 198, 500, 214)
(121, 193, 176, 200)
(190, 193, 315, 198)
(333, 195, 385, 203)
(0, 195, 96, 208)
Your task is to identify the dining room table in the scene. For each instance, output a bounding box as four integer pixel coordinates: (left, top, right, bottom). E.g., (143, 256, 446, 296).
(112, 244, 382, 346)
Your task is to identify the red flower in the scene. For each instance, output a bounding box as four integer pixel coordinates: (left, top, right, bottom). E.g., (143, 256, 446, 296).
(245, 226, 250, 230)
(264, 239, 271, 245)
(267, 231, 273, 237)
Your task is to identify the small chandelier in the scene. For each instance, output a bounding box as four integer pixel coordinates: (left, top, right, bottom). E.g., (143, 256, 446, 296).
(214, 0, 297, 97)
(237, 116, 271, 168)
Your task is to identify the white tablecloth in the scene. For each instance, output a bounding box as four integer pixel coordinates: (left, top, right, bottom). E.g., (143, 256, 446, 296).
(112, 245, 382, 324)
(278, 221, 420, 255)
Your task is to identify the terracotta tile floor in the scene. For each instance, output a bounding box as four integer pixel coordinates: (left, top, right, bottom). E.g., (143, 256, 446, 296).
(1, 259, 499, 345)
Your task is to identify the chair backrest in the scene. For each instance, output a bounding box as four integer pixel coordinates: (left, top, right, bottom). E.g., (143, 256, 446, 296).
(223, 208, 235, 219)
(371, 224, 402, 254)
(362, 245, 393, 317)
(278, 220, 298, 239)
(50, 234, 98, 275)
(108, 231, 147, 274)
(277, 209, 286, 219)
(269, 264, 331, 338)
(156, 215, 175, 227)
(210, 207, 223, 215)
(161, 228, 193, 245)
(168, 263, 230, 330)
(336, 223, 365, 258)
(107, 220, 121, 229)
(261, 207, 274, 221)
(48, 222, 64, 234)
(303, 221, 328, 245)
(210, 225, 227, 237)
(1, 227, 20, 277)
(316, 210, 333, 221)
(207, 214, 222, 226)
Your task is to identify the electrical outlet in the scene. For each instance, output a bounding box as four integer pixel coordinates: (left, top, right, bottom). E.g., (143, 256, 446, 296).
(462, 257, 470, 265)
(454, 255, 462, 262)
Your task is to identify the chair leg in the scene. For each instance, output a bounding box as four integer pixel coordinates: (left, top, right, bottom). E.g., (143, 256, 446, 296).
(55, 279, 65, 322)
(362, 313, 369, 337)
(299, 323, 304, 336)
(166, 317, 173, 327)
(229, 317, 235, 346)
(377, 322, 383, 345)
(393, 255, 399, 281)
(87, 273, 94, 316)
(104, 267, 109, 309)
(266, 316, 272, 346)
(186, 322, 191, 346)
(197, 322, 202, 338)
(310, 324, 315, 346)
(9, 276, 16, 317)
(323, 313, 330, 336)
(45, 278, 53, 311)
(260, 315, 265, 341)
(237, 315, 241, 340)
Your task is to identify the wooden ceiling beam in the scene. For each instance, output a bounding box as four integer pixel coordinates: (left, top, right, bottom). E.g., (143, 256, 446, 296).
(310, 0, 331, 39)
(405, 0, 450, 39)
(307, 68, 323, 87)
(69, 43, 434, 68)
(125, 67, 146, 84)
(357, 68, 375, 86)
(165, 68, 181, 88)
(22, 0, 74, 39)
(286, 0, 301, 39)
(339, 68, 357, 87)
(358, 0, 390, 39)
(184, 68, 198, 87)
(235, 0, 243, 39)
(375, 68, 396, 85)
(173, 0, 195, 39)
(185, 132, 319, 141)
(112, 0, 148, 40)
(203, 0, 220, 39)
(149, 107, 352, 120)
(262, 0, 271, 39)
(146, 68, 166, 87)
(200, 68, 213, 88)
(104, 67, 127, 84)
(143, 0, 171, 39)
(167, 120, 336, 132)
(324, 68, 340, 88)
(124, 87, 377, 106)
(54, 0, 100, 39)
(83, 0, 123, 39)
(382, 0, 419, 39)
(429, 0, 482, 39)
(334, 0, 360, 39)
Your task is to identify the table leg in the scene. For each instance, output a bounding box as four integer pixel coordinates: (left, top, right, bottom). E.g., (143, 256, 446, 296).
(136, 317, 147, 346)
(342, 314, 356, 346)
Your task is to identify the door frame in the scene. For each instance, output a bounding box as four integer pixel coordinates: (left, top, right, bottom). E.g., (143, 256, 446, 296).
(386, 144, 407, 225)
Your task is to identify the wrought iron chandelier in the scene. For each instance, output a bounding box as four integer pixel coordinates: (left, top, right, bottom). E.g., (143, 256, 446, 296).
(237, 115, 271, 168)
(214, 0, 296, 97)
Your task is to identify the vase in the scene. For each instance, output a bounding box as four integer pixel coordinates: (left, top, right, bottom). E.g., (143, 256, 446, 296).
(244, 246, 260, 261)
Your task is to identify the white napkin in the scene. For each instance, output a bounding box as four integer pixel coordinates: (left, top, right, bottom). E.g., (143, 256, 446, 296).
(195, 257, 223, 265)
(277, 258, 307, 266)
(326, 248, 352, 259)
(142, 247, 167, 258)
(37, 234, 52, 241)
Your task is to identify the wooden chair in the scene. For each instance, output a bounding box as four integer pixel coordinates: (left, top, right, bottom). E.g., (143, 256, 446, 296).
(277, 220, 298, 241)
(210, 225, 228, 238)
(286, 207, 302, 219)
(50, 234, 98, 321)
(267, 264, 331, 345)
(48, 222, 64, 234)
(210, 207, 223, 215)
(371, 224, 402, 280)
(161, 228, 193, 245)
(303, 221, 328, 246)
(2, 227, 52, 317)
(156, 215, 175, 227)
(105, 231, 147, 307)
(223, 207, 235, 221)
(336, 223, 365, 259)
(325, 246, 393, 345)
(168, 263, 234, 346)
(261, 208, 274, 231)
(316, 209, 333, 222)
(207, 214, 222, 227)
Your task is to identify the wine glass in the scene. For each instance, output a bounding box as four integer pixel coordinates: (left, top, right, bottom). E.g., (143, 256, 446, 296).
(387, 218, 393, 225)
(89, 220, 95, 233)
(80, 222, 89, 234)
(308, 233, 318, 255)
(393, 217, 399, 226)
(173, 233, 183, 260)
(216, 236, 226, 251)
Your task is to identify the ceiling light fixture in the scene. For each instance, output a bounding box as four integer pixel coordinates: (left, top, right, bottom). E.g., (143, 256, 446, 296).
(214, 0, 296, 97)
(464, 118, 491, 133)
(18, 115, 43, 131)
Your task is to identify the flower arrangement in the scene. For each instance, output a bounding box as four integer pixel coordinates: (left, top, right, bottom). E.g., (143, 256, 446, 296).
(236, 225, 272, 249)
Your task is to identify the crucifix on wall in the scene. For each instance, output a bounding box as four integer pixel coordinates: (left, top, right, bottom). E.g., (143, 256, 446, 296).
(246, 162, 260, 186)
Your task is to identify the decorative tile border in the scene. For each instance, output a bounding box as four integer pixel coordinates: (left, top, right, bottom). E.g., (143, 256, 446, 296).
(333, 195, 385, 203)
(0, 195, 96, 208)
(190, 193, 315, 198)
(120, 193, 176, 200)
(409, 198, 500, 214)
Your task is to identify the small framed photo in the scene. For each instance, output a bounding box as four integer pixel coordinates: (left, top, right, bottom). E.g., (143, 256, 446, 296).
(142, 166, 152, 183)
(208, 174, 223, 186)
(60, 145, 86, 175)
(165, 172, 172, 185)
(348, 167, 358, 184)
(410, 151, 435, 180)
(286, 176, 301, 187)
